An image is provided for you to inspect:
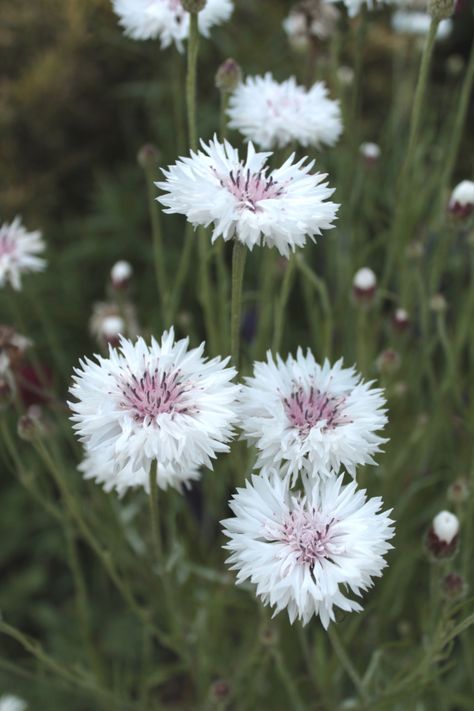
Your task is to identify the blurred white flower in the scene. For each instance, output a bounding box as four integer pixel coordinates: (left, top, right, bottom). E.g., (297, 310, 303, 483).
(391, 11, 453, 39)
(359, 142, 381, 163)
(449, 180, 474, 218)
(227, 74, 342, 151)
(111, 260, 133, 288)
(352, 267, 377, 301)
(157, 137, 338, 257)
(337, 65, 355, 86)
(433, 511, 459, 544)
(0, 696, 27, 711)
(112, 0, 233, 50)
(283, 1, 340, 49)
(89, 301, 139, 348)
(0, 217, 46, 290)
(69, 330, 238, 491)
(222, 471, 394, 627)
(79, 450, 201, 496)
(239, 350, 387, 480)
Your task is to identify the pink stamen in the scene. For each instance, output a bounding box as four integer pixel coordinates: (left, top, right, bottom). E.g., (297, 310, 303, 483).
(119, 368, 194, 423)
(0, 234, 16, 259)
(220, 168, 285, 213)
(283, 384, 350, 435)
(280, 506, 342, 566)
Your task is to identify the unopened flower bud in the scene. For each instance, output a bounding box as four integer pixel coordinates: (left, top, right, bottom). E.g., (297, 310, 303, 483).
(260, 624, 278, 646)
(393, 308, 410, 332)
(17, 405, 47, 441)
(102, 316, 125, 347)
(428, 0, 454, 21)
(210, 679, 231, 702)
(182, 0, 206, 12)
(359, 142, 381, 166)
(425, 510, 459, 560)
(337, 65, 355, 86)
(215, 58, 242, 94)
(376, 348, 401, 375)
(430, 293, 447, 313)
(111, 260, 133, 290)
(352, 267, 377, 303)
(137, 144, 160, 170)
(448, 180, 474, 219)
(441, 572, 468, 601)
(447, 477, 469, 504)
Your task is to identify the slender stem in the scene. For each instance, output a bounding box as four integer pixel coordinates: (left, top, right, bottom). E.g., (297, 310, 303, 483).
(272, 256, 296, 353)
(327, 625, 369, 703)
(219, 90, 229, 141)
(296, 254, 333, 359)
(255, 250, 276, 359)
(271, 647, 304, 711)
(231, 241, 247, 366)
(168, 222, 195, 322)
(148, 460, 163, 562)
(186, 12, 199, 151)
(144, 163, 168, 322)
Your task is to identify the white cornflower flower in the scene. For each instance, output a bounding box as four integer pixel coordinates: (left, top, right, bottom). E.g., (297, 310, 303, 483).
(112, 0, 233, 50)
(157, 137, 338, 257)
(359, 142, 381, 163)
(79, 450, 201, 496)
(69, 329, 238, 491)
(239, 350, 387, 480)
(449, 180, 474, 218)
(391, 11, 453, 39)
(433, 511, 459, 544)
(227, 74, 342, 151)
(0, 696, 27, 711)
(352, 267, 377, 298)
(0, 217, 46, 290)
(222, 471, 394, 627)
(111, 260, 133, 288)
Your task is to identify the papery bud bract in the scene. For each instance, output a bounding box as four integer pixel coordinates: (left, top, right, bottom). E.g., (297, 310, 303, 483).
(182, 0, 206, 12)
(215, 58, 242, 93)
(428, 0, 454, 21)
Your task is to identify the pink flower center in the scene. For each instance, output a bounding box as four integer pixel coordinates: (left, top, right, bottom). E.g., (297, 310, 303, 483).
(283, 385, 350, 435)
(0, 233, 16, 259)
(266, 93, 301, 117)
(221, 169, 285, 213)
(119, 368, 194, 423)
(281, 508, 341, 566)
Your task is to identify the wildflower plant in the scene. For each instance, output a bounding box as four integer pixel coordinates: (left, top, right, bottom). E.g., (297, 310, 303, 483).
(1, 0, 474, 709)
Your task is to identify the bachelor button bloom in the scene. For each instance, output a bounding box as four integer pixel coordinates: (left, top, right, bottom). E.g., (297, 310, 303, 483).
(222, 471, 394, 628)
(157, 137, 338, 257)
(0, 217, 46, 290)
(0, 697, 27, 711)
(239, 349, 387, 480)
(112, 0, 233, 51)
(448, 180, 474, 219)
(227, 74, 342, 151)
(69, 329, 238, 493)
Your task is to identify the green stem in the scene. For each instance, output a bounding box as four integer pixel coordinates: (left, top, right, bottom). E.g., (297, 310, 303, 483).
(231, 241, 247, 366)
(327, 625, 369, 704)
(144, 164, 168, 322)
(148, 460, 163, 562)
(186, 12, 199, 151)
(295, 254, 333, 359)
(271, 647, 304, 711)
(168, 222, 195, 322)
(255, 250, 276, 359)
(272, 256, 296, 353)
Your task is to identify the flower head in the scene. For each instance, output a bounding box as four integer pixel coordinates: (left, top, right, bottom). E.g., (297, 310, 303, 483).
(222, 472, 394, 627)
(0, 697, 27, 711)
(157, 137, 338, 257)
(227, 74, 342, 151)
(112, 0, 233, 50)
(449, 180, 474, 219)
(283, 0, 340, 48)
(352, 267, 377, 303)
(0, 217, 46, 290)
(239, 350, 387, 480)
(425, 510, 460, 560)
(69, 329, 238, 493)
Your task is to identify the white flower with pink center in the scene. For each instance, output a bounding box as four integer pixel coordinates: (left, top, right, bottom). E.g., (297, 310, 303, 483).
(239, 349, 387, 480)
(69, 329, 239, 494)
(0, 217, 46, 290)
(111, 0, 233, 50)
(227, 73, 342, 150)
(222, 472, 394, 627)
(156, 137, 338, 257)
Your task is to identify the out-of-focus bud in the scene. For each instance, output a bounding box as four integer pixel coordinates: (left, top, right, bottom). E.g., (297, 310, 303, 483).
(441, 572, 468, 601)
(352, 267, 377, 304)
(447, 477, 469, 504)
(17, 405, 47, 442)
(209, 679, 231, 703)
(430, 293, 447, 313)
(376, 348, 401, 375)
(102, 316, 125, 348)
(425, 510, 459, 560)
(359, 142, 381, 166)
(177, 310, 193, 330)
(215, 58, 242, 93)
(260, 624, 278, 646)
(393, 308, 410, 332)
(406, 240, 425, 260)
(446, 54, 464, 77)
(182, 0, 206, 12)
(111, 260, 133, 290)
(283, 1, 339, 51)
(137, 143, 160, 171)
(428, 0, 454, 21)
(337, 65, 355, 86)
(448, 180, 474, 219)
(392, 381, 408, 398)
